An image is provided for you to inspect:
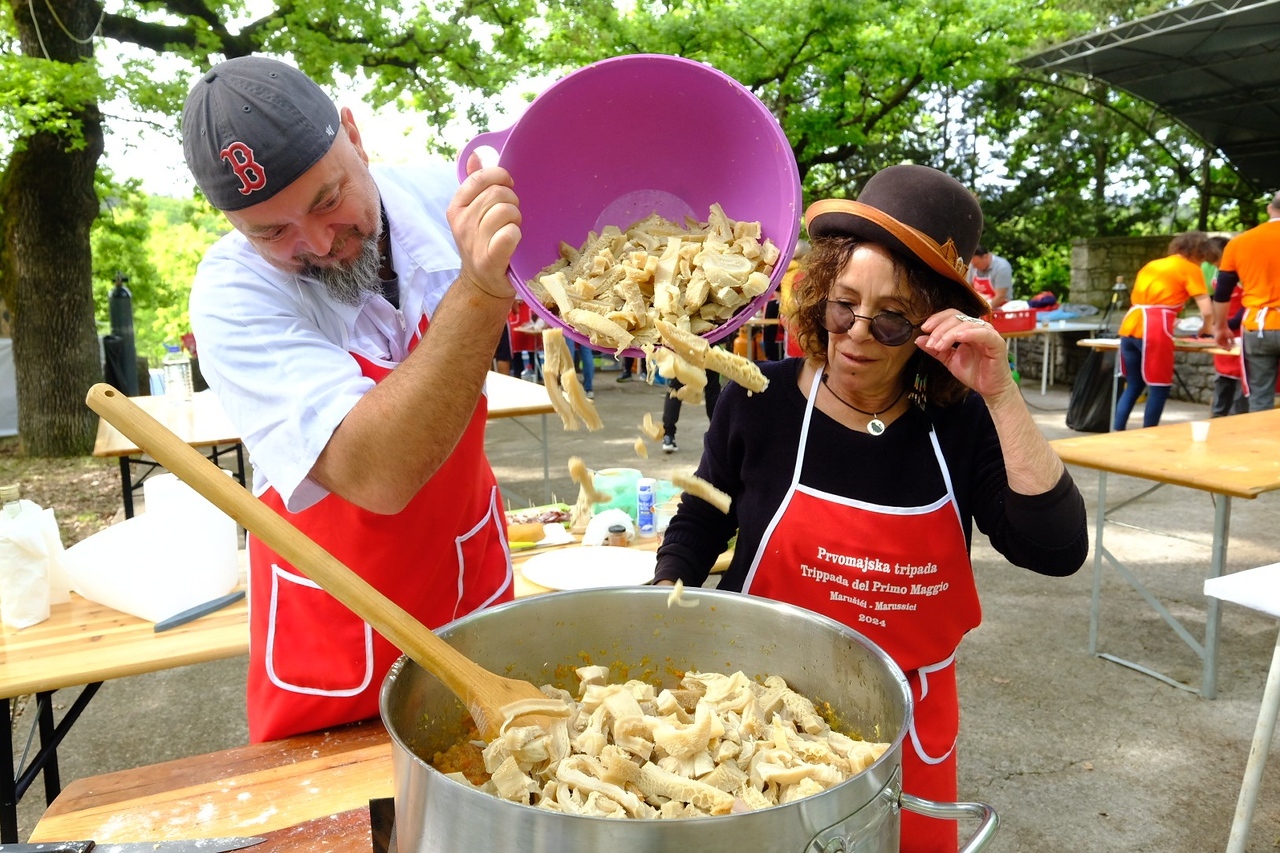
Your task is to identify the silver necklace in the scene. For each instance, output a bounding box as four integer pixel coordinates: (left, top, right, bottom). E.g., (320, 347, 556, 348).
(820, 373, 906, 437)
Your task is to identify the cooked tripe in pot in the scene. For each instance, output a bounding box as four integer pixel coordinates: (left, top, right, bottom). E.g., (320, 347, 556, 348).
(432, 668, 890, 818)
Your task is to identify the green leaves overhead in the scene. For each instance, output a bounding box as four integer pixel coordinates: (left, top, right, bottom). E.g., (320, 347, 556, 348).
(0, 54, 105, 150)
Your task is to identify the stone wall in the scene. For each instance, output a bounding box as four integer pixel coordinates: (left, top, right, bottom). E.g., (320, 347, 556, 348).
(1010, 234, 1217, 406)
(1069, 234, 1172, 311)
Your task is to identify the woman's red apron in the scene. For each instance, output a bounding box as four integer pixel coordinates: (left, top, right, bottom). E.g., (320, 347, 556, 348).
(742, 369, 981, 853)
(1120, 305, 1177, 386)
(246, 314, 513, 743)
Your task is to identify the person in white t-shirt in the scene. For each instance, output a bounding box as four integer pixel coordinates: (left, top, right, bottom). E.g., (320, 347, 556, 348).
(966, 246, 1013, 309)
(183, 56, 520, 743)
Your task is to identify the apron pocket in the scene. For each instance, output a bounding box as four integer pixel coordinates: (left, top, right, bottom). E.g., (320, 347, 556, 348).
(265, 563, 374, 696)
(453, 505, 507, 620)
(907, 662, 959, 766)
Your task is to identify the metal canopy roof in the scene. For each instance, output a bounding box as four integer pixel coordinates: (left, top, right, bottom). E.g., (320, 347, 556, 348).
(1020, 0, 1280, 192)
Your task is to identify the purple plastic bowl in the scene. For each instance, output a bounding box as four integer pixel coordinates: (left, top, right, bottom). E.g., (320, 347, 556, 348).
(458, 54, 802, 357)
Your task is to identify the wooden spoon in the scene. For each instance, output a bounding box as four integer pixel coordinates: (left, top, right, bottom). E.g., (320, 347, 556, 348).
(86, 383, 555, 741)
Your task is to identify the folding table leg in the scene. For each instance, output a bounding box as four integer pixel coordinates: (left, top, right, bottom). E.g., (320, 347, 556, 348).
(1, 698, 17, 843)
(1226, 627, 1280, 853)
(118, 456, 135, 519)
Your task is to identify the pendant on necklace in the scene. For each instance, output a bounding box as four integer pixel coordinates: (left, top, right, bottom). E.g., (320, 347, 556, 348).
(820, 372, 902, 438)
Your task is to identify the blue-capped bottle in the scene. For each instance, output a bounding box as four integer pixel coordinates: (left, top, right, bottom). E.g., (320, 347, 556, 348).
(636, 477, 656, 538)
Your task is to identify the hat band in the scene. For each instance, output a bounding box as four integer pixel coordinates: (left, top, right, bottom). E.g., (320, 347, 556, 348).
(840, 201, 970, 284)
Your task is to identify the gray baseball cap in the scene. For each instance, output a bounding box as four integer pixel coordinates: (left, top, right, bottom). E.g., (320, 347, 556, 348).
(182, 56, 341, 211)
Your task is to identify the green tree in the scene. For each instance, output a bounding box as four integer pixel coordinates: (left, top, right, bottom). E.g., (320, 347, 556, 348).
(966, 68, 1261, 297)
(90, 182, 225, 372)
(0, 0, 547, 455)
(533, 0, 1082, 194)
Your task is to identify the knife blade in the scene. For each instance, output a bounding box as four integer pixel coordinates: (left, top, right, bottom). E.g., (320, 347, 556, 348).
(0, 837, 265, 852)
(153, 590, 247, 632)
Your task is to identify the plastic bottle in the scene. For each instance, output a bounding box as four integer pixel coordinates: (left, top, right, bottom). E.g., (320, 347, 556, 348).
(1, 483, 20, 519)
(162, 343, 193, 401)
(636, 477, 656, 538)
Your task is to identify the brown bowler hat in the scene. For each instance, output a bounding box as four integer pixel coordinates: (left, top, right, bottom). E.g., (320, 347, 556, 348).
(805, 165, 987, 315)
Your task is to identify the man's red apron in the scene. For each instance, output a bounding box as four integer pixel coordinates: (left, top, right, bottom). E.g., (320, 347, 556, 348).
(741, 370, 981, 853)
(970, 272, 996, 305)
(1119, 305, 1178, 386)
(246, 315, 513, 743)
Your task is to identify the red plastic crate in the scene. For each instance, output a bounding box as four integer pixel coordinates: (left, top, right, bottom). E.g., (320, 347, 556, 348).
(989, 308, 1036, 333)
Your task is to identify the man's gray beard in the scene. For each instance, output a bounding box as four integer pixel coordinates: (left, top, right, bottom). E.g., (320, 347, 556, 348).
(302, 237, 383, 306)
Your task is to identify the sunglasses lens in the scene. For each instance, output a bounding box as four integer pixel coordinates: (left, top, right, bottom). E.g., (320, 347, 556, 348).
(822, 302, 852, 334)
(871, 313, 915, 346)
(823, 302, 915, 345)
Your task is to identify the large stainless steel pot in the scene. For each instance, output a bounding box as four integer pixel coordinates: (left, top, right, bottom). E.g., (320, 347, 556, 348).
(380, 587, 997, 852)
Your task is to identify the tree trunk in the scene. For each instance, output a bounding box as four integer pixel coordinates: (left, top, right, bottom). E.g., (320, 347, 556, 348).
(0, 0, 104, 456)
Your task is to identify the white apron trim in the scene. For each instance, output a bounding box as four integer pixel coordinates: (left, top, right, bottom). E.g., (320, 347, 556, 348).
(452, 486, 513, 621)
(909, 652, 958, 765)
(742, 368, 960, 590)
(264, 563, 375, 698)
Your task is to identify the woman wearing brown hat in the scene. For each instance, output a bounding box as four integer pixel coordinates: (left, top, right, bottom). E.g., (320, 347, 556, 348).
(654, 165, 1087, 852)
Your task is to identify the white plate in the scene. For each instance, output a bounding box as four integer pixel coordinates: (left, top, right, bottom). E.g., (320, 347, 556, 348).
(520, 546, 656, 591)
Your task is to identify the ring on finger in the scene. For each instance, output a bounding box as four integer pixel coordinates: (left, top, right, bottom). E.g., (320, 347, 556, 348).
(955, 313, 985, 325)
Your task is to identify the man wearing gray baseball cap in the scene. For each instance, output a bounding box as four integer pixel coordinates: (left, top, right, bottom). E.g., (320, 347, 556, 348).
(182, 56, 521, 743)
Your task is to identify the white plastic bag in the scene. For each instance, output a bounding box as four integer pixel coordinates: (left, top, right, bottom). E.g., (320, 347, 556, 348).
(61, 473, 238, 623)
(0, 498, 67, 629)
(582, 508, 636, 546)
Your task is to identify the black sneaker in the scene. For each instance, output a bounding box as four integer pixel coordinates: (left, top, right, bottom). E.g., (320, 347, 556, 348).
(662, 435, 677, 453)
(616, 374, 632, 383)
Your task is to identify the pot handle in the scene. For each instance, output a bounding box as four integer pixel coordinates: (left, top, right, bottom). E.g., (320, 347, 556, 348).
(456, 127, 512, 182)
(901, 793, 1000, 852)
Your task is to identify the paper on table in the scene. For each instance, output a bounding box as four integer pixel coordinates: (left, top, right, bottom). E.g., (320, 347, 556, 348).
(1204, 563, 1280, 619)
(521, 546, 656, 591)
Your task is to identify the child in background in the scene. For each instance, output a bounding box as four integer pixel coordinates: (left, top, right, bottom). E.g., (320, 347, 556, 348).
(1204, 236, 1247, 417)
(1210, 289, 1247, 417)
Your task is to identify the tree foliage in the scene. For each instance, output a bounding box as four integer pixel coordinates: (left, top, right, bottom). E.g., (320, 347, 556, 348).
(1, 0, 1272, 454)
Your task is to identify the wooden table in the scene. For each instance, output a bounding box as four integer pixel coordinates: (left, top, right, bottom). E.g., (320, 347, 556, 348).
(1075, 336, 1238, 430)
(484, 371, 556, 501)
(29, 718, 392, 849)
(1000, 320, 1104, 395)
(0, 576, 249, 842)
(1050, 408, 1280, 698)
(92, 391, 246, 518)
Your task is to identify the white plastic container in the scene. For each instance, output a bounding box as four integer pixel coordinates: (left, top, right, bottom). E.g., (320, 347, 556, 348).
(62, 472, 238, 622)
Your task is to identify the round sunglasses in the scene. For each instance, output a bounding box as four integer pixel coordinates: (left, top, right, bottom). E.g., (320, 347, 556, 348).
(820, 300, 920, 346)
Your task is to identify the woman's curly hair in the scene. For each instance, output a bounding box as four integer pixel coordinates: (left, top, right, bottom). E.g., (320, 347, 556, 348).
(784, 236, 978, 408)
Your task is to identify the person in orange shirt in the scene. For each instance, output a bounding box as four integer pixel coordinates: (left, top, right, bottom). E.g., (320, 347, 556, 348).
(1214, 191, 1280, 413)
(778, 240, 810, 358)
(1114, 231, 1214, 429)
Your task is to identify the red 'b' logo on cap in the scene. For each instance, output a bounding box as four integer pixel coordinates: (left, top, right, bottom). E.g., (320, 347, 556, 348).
(220, 142, 267, 196)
